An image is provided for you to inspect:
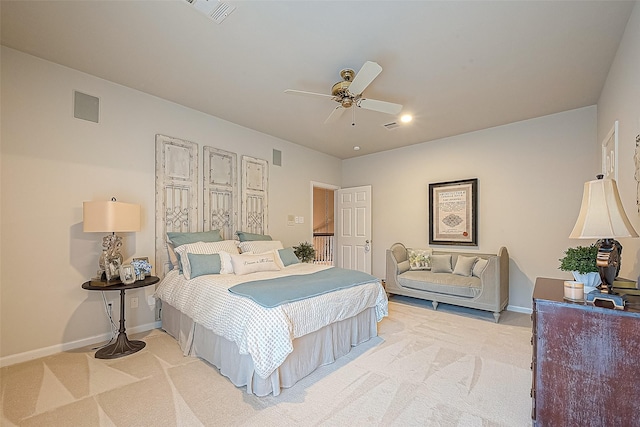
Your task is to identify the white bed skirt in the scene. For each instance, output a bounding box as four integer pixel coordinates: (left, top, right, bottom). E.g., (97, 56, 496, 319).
(160, 302, 378, 396)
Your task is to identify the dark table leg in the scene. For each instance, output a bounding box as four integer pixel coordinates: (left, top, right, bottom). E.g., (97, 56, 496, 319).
(95, 289, 146, 359)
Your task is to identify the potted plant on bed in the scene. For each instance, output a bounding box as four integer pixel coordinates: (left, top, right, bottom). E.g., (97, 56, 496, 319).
(559, 244, 601, 293)
(293, 241, 316, 263)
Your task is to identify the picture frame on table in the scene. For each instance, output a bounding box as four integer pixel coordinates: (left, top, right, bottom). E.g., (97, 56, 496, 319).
(429, 178, 478, 246)
(119, 264, 136, 285)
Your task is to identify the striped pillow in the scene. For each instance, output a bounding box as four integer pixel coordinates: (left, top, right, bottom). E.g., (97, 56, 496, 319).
(238, 240, 284, 254)
(174, 240, 239, 279)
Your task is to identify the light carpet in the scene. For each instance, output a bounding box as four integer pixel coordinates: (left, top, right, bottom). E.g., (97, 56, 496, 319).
(1, 297, 533, 426)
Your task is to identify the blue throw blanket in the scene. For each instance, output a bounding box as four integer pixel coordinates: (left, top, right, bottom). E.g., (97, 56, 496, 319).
(228, 267, 378, 308)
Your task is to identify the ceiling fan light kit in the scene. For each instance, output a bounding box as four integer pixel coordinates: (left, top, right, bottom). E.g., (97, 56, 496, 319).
(285, 61, 403, 125)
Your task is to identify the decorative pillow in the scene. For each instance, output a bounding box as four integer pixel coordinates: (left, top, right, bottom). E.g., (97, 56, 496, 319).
(397, 260, 411, 274)
(453, 255, 477, 277)
(236, 231, 273, 242)
(238, 240, 284, 254)
(167, 230, 223, 247)
(473, 258, 489, 278)
(187, 253, 222, 279)
(431, 254, 453, 273)
(166, 230, 223, 269)
(167, 242, 180, 269)
(407, 248, 432, 270)
(230, 252, 281, 275)
(174, 240, 238, 278)
(277, 247, 300, 267)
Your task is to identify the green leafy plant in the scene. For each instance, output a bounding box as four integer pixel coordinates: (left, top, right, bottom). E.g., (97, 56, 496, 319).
(559, 244, 599, 274)
(293, 241, 316, 263)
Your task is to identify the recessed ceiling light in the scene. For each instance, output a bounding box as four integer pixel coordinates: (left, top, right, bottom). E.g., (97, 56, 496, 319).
(401, 114, 412, 123)
(353, 146, 361, 151)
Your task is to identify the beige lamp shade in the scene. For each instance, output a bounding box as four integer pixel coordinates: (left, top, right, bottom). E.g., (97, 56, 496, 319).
(83, 200, 141, 233)
(569, 178, 638, 239)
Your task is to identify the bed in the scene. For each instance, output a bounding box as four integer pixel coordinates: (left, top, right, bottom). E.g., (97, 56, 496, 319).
(153, 136, 387, 396)
(153, 239, 388, 396)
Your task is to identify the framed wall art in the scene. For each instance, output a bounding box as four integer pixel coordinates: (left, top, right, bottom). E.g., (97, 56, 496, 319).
(429, 178, 478, 246)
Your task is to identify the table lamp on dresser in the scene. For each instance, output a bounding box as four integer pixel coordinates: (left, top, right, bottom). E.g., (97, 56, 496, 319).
(569, 175, 638, 305)
(83, 197, 141, 283)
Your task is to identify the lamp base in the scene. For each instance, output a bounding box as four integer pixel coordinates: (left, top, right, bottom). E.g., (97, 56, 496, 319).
(586, 290, 626, 310)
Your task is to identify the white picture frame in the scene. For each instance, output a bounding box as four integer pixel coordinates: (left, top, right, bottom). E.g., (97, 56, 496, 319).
(602, 121, 618, 181)
(119, 264, 136, 284)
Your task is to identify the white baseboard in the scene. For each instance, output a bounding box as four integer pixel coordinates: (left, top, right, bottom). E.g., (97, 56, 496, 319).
(507, 304, 533, 314)
(0, 321, 162, 368)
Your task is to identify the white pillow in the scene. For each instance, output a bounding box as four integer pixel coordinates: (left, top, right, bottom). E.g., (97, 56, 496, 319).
(238, 240, 284, 254)
(453, 255, 477, 277)
(230, 252, 281, 275)
(407, 248, 432, 270)
(174, 240, 239, 279)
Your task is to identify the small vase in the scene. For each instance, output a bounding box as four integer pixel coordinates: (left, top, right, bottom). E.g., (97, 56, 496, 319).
(136, 272, 146, 281)
(572, 271, 601, 294)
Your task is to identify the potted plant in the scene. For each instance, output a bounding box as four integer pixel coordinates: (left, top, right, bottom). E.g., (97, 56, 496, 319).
(559, 244, 601, 292)
(293, 241, 316, 263)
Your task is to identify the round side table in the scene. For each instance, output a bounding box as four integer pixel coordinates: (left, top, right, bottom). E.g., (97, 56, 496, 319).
(82, 275, 159, 359)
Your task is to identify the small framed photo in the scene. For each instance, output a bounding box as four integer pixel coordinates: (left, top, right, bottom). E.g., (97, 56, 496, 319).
(119, 264, 136, 284)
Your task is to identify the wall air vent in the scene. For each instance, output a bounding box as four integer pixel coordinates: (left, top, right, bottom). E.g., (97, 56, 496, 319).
(187, 0, 236, 24)
(383, 121, 400, 130)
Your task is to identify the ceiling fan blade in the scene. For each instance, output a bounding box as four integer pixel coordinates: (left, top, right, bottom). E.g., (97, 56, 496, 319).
(347, 61, 383, 95)
(284, 89, 334, 99)
(358, 98, 403, 115)
(324, 106, 345, 124)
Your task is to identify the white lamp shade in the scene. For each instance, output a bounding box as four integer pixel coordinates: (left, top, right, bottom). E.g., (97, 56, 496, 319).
(83, 200, 141, 233)
(569, 178, 638, 239)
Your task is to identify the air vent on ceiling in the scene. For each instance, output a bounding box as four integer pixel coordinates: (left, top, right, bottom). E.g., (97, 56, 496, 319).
(187, 0, 236, 24)
(383, 121, 400, 130)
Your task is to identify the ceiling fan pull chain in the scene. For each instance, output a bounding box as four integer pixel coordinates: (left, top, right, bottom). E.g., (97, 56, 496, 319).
(352, 105, 356, 126)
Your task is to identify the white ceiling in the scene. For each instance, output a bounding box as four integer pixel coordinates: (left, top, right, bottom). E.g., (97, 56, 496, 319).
(1, 1, 634, 159)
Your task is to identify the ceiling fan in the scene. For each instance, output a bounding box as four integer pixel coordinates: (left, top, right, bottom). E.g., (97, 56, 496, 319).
(284, 61, 403, 125)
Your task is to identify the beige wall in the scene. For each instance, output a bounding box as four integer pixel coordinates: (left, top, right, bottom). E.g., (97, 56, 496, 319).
(342, 106, 598, 310)
(0, 47, 341, 362)
(597, 1, 640, 284)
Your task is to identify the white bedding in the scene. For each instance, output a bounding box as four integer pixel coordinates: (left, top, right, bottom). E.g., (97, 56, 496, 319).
(154, 263, 388, 378)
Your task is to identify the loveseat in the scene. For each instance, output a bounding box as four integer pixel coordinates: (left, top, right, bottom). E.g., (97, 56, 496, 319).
(385, 243, 509, 322)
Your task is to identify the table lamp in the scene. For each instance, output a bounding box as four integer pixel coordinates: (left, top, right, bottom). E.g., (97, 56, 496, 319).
(83, 198, 141, 282)
(569, 175, 638, 297)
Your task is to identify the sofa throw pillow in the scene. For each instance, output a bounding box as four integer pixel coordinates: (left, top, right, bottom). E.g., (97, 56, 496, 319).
(473, 258, 489, 277)
(408, 248, 432, 270)
(236, 231, 273, 242)
(397, 260, 411, 275)
(453, 255, 477, 277)
(431, 254, 453, 273)
(230, 252, 281, 275)
(187, 253, 222, 279)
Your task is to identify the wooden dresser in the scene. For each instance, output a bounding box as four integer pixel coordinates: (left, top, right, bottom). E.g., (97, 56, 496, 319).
(531, 277, 640, 426)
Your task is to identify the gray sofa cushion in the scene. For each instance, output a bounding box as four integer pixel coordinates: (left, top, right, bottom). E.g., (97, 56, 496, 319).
(453, 255, 477, 277)
(431, 254, 453, 273)
(398, 270, 481, 298)
(397, 260, 411, 274)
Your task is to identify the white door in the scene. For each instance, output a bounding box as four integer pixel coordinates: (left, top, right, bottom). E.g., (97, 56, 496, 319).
(336, 185, 372, 273)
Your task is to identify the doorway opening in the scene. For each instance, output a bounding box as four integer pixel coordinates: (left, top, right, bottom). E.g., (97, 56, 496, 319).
(312, 185, 336, 265)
